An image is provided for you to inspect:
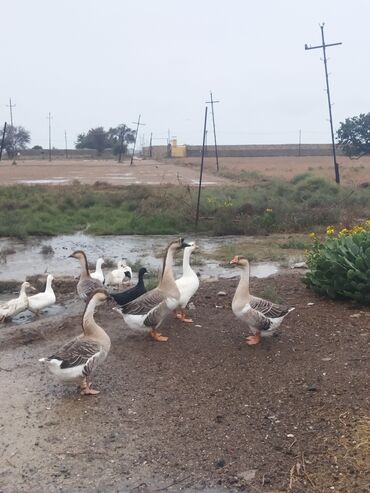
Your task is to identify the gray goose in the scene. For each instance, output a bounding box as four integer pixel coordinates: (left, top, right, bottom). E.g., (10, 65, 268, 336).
(230, 256, 295, 345)
(39, 289, 111, 395)
(113, 238, 190, 342)
(69, 250, 103, 301)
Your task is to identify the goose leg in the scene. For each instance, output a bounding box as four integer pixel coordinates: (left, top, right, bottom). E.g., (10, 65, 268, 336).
(246, 333, 261, 345)
(179, 309, 193, 323)
(175, 309, 182, 319)
(149, 329, 168, 342)
(80, 377, 100, 395)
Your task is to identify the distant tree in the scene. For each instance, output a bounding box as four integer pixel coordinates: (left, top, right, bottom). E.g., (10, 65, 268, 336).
(337, 113, 370, 159)
(3, 125, 30, 158)
(75, 125, 136, 157)
(32, 145, 43, 150)
(107, 124, 136, 157)
(76, 127, 109, 156)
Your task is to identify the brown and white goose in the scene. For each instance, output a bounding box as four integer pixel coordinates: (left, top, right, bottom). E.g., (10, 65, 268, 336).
(113, 238, 190, 342)
(39, 289, 111, 395)
(69, 250, 103, 301)
(230, 255, 295, 345)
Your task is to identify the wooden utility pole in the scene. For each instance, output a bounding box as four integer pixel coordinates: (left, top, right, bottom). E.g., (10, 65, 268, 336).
(64, 130, 69, 159)
(149, 132, 153, 158)
(130, 115, 145, 166)
(47, 112, 52, 161)
(206, 91, 220, 171)
(305, 24, 342, 184)
(195, 106, 208, 228)
(6, 98, 16, 164)
(0, 122, 7, 161)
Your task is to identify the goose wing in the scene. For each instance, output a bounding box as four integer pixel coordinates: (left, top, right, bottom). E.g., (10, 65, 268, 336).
(77, 278, 103, 300)
(240, 305, 272, 332)
(47, 338, 103, 372)
(120, 287, 165, 315)
(250, 295, 291, 318)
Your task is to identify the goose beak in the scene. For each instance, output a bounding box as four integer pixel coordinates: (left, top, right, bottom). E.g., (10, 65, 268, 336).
(68, 254, 75, 258)
(29, 285, 37, 292)
(230, 256, 239, 265)
(180, 239, 191, 248)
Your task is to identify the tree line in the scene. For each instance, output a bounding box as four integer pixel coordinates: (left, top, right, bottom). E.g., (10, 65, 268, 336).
(1, 116, 370, 159)
(0, 124, 136, 159)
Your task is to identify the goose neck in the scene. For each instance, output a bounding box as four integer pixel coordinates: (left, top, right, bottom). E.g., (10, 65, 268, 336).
(160, 246, 176, 287)
(182, 248, 193, 275)
(78, 254, 90, 278)
(82, 298, 110, 346)
(234, 263, 250, 301)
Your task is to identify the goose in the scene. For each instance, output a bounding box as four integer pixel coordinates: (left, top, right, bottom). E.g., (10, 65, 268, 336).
(28, 274, 56, 316)
(111, 267, 148, 307)
(175, 242, 200, 323)
(113, 238, 189, 342)
(230, 256, 295, 345)
(69, 250, 103, 301)
(90, 258, 105, 284)
(0, 281, 35, 322)
(106, 261, 132, 287)
(39, 289, 111, 395)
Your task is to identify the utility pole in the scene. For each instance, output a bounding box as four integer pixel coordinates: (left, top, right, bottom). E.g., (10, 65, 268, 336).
(305, 23, 342, 184)
(149, 132, 153, 158)
(130, 114, 145, 166)
(118, 124, 126, 163)
(64, 130, 68, 159)
(0, 122, 7, 161)
(195, 106, 208, 228)
(206, 91, 220, 172)
(6, 98, 16, 164)
(47, 112, 52, 161)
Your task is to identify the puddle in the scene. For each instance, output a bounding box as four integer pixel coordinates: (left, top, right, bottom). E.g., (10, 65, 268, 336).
(0, 233, 280, 282)
(17, 179, 70, 185)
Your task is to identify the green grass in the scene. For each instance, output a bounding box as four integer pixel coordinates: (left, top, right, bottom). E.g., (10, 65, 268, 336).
(0, 175, 369, 238)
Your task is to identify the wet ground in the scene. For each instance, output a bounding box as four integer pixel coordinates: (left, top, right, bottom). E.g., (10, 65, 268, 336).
(0, 273, 369, 493)
(0, 234, 279, 283)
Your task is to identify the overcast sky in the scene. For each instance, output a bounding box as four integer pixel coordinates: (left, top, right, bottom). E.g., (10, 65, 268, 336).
(1, 0, 369, 148)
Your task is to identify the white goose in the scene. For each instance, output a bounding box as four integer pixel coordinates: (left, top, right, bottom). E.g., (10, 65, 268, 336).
(69, 250, 103, 301)
(230, 256, 295, 345)
(39, 289, 111, 395)
(0, 281, 35, 322)
(28, 274, 56, 316)
(106, 260, 132, 288)
(90, 258, 105, 284)
(113, 238, 189, 342)
(175, 242, 200, 323)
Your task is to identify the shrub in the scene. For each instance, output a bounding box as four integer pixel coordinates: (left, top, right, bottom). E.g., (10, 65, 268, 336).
(304, 221, 370, 304)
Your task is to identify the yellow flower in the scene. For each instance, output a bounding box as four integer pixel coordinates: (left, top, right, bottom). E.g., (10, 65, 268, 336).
(309, 232, 316, 238)
(326, 226, 335, 235)
(366, 220, 370, 225)
(265, 208, 273, 213)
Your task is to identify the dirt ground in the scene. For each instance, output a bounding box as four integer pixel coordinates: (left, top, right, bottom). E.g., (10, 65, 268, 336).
(0, 159, 230, 187)
(173, 156, 370, 186)
(1, 155, 370, 188)
(0, 273, 369, 493)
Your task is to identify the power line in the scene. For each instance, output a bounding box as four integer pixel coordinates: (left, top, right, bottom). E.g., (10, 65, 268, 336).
(130, 114, 145, 166)
(206, 91, 220, 171)
(305, 23, 342, 184)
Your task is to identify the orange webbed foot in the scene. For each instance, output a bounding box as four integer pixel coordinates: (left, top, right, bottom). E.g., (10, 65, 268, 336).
(150, 329, 169, 342)
(246, 334, 261, 345)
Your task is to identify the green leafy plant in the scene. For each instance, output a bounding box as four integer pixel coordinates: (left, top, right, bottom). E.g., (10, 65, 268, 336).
(304, 221, 370, 304)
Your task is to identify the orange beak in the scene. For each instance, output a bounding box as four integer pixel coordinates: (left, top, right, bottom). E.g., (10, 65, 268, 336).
(230, 256, 239, 265)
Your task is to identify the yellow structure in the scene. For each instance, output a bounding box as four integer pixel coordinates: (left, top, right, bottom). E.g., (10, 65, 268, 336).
(170, 139, 187, 158)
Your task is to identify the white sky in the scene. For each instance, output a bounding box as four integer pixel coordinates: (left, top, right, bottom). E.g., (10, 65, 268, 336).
(0, 0, 369, 148)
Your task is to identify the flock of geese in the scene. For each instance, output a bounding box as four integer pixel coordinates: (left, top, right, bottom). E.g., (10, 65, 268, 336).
(1, 238, 294, 395)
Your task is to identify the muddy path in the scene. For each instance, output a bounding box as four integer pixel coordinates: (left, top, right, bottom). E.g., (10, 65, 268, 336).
(0, 273, 369, 493)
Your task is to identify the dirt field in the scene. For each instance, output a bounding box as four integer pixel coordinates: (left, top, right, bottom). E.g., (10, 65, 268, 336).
(173, 156, 370, 186)
(1, 273, 369, 493)
(0, 159, 230, 187)
(1, 155, 370, 187)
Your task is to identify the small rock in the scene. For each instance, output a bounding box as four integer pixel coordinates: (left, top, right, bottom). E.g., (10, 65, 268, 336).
(215, 459, 225, 469)
(307, 302, 315, 306)
(287, 433, 295, 438)
(217, 291, 227, 296)
(292, 262, 307, 269)
(188, 302, 196, 310)
(322, 357, 332, 362)
(215, 305, 223, 308)
(349, 313, 361, 318)
(307, 385, 317, 392)
(195, 324, 202, 328)
(238, 469, 257, 482)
